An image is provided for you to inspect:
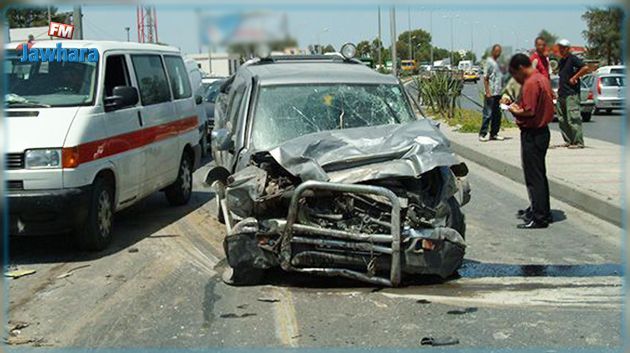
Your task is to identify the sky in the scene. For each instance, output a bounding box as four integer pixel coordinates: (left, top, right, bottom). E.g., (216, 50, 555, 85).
(57, 0, 618, 58)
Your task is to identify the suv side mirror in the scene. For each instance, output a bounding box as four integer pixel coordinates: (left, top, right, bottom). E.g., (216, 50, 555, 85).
(195, 95, 203, 105)
(105, 86, 139, 112)
(211, 128, 234, 152)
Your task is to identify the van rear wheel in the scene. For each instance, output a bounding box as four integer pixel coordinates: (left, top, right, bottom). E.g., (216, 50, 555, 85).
(75, 177, 114, 251)
(165, 153, 193, 206)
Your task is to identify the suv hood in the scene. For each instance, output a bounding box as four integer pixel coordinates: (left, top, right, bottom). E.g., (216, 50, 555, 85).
(5, 107, 79, 152)
(266, 119, 461, 184)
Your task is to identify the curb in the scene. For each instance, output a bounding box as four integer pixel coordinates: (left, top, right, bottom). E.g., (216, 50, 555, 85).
(448, 137, 622, 227)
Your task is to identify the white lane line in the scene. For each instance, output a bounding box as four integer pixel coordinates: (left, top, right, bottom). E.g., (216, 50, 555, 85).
(379, 276, 622, 309)
(271, 287, 300, 347)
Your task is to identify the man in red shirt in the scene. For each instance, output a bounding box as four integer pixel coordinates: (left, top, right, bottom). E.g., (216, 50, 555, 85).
(530, 36, 550, 79)
(508, 54, 555, 229)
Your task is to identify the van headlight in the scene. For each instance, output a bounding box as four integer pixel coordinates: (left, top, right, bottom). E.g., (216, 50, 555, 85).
(25, 149, 62, 169)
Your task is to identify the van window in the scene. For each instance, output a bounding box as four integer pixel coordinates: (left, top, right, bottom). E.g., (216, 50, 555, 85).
(104, 55, 130, 97)
(164, 56, 192, 99)
(5, 56, 97, 107)
(131, 55, 171, 105)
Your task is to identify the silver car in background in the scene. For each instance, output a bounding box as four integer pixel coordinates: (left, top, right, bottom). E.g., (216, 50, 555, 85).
(551, 74, 595, 122)
(592, 74, 625, 114)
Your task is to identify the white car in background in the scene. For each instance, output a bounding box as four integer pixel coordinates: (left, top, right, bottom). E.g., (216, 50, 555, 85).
(596, 65, 625, 75)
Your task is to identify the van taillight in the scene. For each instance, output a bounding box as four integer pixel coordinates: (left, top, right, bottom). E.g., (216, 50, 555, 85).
(62, 147, 80, 168)
(587, 91, 593, 100)
(597, 78, 602, 95)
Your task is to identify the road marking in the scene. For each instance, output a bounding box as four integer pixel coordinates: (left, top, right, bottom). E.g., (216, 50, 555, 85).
(271, 287, 300, 347)
(379, 276, 622, 309)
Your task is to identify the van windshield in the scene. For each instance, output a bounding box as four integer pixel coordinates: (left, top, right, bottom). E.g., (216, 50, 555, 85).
(5, 55, 97, 107)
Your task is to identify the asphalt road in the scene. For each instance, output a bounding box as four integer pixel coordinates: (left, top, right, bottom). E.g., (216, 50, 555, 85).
(459, 81, 624, 145)
(6, 155, 621, 349)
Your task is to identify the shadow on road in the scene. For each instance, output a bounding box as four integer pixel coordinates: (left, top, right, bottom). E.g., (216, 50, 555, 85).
(8, 190, 215, 266)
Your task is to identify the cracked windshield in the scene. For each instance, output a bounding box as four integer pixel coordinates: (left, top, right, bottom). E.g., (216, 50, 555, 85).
(252, 84, 414, 150)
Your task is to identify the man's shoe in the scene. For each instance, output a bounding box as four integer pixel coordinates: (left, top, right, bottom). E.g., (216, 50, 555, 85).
(517, 220, 549, 229)
(479, 135, 490, 142)
(516, 208, 531, 217)
(490, 135, 505, 141)
(567, 144, 585, 149)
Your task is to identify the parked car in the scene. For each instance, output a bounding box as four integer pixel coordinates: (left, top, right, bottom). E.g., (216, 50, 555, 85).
(185, 58, 210, 156)
(202, 76, 227, 92)
(203, 78, 227, 133)
(206, 47, 471, 287)
(550, 74, 595, 122)
(5, 40, 203, 250)
(592, 73, 625, 114)
(596, 65, 625, 75)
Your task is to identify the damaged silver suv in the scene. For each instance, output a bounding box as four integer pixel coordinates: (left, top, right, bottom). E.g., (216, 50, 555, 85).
(208, 45, 471, 287)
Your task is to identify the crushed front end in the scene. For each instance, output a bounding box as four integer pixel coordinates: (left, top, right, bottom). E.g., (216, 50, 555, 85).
(216, 120, 470, 286)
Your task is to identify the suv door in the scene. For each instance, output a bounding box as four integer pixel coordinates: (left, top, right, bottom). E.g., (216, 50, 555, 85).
(218, 79, 247, 170)
(101, 53, 144, 206)
(130, 54, 178, 195)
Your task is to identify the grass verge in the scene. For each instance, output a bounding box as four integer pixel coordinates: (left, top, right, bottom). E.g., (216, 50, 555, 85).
(428, 108, 516, 133)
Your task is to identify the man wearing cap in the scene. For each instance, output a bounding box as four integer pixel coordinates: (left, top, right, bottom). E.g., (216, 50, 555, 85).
(556, 39, 591, 148)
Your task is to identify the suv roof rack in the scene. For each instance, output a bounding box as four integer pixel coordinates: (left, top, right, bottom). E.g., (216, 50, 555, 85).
(244, 54, 363, 67)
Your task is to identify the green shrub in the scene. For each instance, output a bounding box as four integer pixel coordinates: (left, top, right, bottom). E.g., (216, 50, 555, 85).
(413, 72, 463, 120)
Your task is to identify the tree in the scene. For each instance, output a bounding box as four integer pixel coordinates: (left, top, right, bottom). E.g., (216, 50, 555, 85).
(356, 40, 372, 58)
(582, 7, 623, 64)
(7, 7, 72, 28)
(395, 29, 432, 61)
(537, 29, 558, 46)
(322, 44, 336, 53)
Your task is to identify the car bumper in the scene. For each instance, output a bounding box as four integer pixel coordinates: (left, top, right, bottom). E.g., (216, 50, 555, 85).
(581, 102, 595, 113)
(595, 99, 624, 109)
(8, 186, 92, 236)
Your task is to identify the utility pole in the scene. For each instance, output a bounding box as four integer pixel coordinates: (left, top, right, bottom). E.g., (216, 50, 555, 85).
(407, 6, 412, 61)
(47, 6, 52, 39)
(73, 6, 83, 40)
(450, 16, 454, 67)
(377, 6, 382, 68)
(125, 27, 130, 42)
(390, 6, 397, 77)
(429, 9, 433, 66)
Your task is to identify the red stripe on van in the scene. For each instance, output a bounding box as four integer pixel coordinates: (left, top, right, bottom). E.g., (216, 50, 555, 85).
(70, 115, 198, 166)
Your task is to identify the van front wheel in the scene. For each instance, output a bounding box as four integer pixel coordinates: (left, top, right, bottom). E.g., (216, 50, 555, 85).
(75, 177, 114, 251)
(165, 153, 193, 206)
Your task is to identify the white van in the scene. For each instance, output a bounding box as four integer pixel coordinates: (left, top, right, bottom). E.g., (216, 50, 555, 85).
(5, 40, 203, 250)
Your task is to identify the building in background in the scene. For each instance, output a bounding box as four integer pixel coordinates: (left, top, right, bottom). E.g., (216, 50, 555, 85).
(186, 52, 240, 77)
(8, 26, 49, 42)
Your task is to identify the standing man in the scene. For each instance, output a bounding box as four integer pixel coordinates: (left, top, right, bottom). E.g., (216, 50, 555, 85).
(530, 36, 550, 79)
(507, 54, 555, 229)
(556, 39, 591, 148)
(479, 44, 505, 142)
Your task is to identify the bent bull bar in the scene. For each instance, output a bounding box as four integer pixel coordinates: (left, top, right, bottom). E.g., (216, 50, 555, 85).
(280, 180, 402, 287)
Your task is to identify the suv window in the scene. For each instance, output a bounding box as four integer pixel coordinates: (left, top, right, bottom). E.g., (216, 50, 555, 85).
(164, 56, 192, 99)
(104, 55, 130, 98)
(227, 84, 246, 131)
(131, 55, 171, 105)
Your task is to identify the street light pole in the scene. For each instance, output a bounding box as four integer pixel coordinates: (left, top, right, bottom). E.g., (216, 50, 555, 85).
(378, 6, 382, 68)
(450, 16, 454, 66)
(429, 9, 433, 66)
(125, 27, 130, 42)
(390, 6, 397, 77)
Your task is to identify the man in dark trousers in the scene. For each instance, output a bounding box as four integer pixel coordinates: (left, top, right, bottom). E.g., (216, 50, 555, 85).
(556, 39, 590, 148)
(507, 54, 555, 229)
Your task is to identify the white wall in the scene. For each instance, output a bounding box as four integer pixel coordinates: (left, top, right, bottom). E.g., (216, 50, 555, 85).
(186, 53, 240, 77)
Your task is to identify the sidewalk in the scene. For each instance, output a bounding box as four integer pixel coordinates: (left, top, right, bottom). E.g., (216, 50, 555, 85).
(440, 123, 622, 226)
